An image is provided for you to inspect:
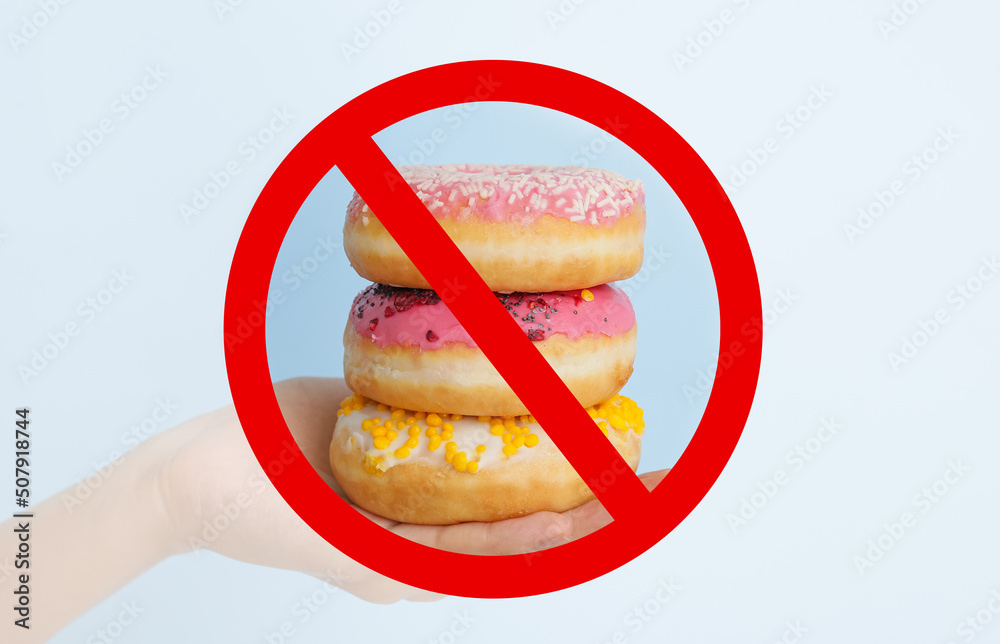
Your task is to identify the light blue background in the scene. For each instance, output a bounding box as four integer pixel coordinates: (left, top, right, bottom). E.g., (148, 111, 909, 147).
(265, 101, 720, 474)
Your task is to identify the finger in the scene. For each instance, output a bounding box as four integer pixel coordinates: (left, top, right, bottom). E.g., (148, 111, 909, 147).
(563, 468, 672, 541)
(393, 511, 573, 556)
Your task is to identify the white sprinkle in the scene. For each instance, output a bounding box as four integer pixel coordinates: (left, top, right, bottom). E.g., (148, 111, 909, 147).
(569, 214, 586, 222)
(590, 212, 598, 224)
(508, 194, 516, 205)
(362, 215, 370, 226)
(449, 189, 458, 203)
(601, 209, 615, 217)
(555, 197, 567, 207)
(361, 203, 370, 213)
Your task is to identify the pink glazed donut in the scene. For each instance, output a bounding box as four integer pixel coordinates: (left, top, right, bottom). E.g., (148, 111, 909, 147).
(343, 282, 637, 416)
(343, 164, 646, 292)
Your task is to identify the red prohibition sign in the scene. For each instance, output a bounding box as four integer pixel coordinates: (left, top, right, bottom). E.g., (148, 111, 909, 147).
(224, 60, 762, 598)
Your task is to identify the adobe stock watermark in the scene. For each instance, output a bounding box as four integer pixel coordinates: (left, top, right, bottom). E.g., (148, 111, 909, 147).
(17, 269, 135, 384)
(726, 417, 843, 535)
(853, 458, 971, 576)
(60, 397, 180, 513)
(544, 0, 592, 30)
(683, 288, 797, 404)
(769, 620, 809, 644)
(178, 107, 294, 222)
(390, 74, 502, 166)
(843, 126, 959, 242)
(340, 0, 404, 62)
(51, 65, 168, 182)
(719, 85, 834, 193)
(568, 116, 629, 168)
(261, 571, 353, 644)
(7, 0, 74, 54)
(597, 578, 681, 644)
(617, 245, 672, 300)
(187, 472, 269, 552)
(223, 232, 341, 351)
(672, 0, 763, 72)
(212, 0, 251, 20)
(423, 611, 477, 644)
(876, 0, 933, 40)
(887, 254, 997, 372)
(85, 600, 143, 644)
(942, 589, 1000, 644)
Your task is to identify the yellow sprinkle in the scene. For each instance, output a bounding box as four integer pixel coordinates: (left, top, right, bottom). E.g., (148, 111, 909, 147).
(502, 444, 517, 456)
(390, 409, 405, 420)
(524, 434, 539, 447)
(405, 416, 417, 424)
(384, 419, 394, 429)
(585, 407, 597, 419)
(337, 409, 344, 416)
(476, 444, 486, 454)
(446, 441, 458, 452)
(414, 411, 427, 420)
(373, 437, 390, 450)
(425, 427, 438, 437)
(394, 446, 410, 459)
(426, 413, 443, 427)
(408, 426, 421, 437)
(503, 418, 516, 428)
(512, 435, 525, 448)
(386, 430, 398, 441)
(449, 414, 463, 421)
(581, 288, 594, 302)
(442, 422, 454, 432)
(371, 426, 387, 437)
(502, 432, 513, 444)
(361, 419, 375, 431)
(453, 451, 468, 472)
(445, 451, 454, 463)
(376, 403, 389, 412)
(429, 436, 442, 451)
(397, 420, 407, 430)
(478, 416, 491, 423)
(441, 431, 454, 441)
(467, 462, 479, 473)
(598, 421, 609, 436)
(405, 436, 419, 449)
(489, 425, 504, 436)
(520, 426, 530, 435)
(528, 415, 537, 424)
(609, 414, 627, 431)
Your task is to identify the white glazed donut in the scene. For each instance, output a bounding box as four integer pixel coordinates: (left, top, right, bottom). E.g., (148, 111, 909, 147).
(329, 393, 645, 525)
(343, 283, 637, 417)
(343, 164, 646, 292)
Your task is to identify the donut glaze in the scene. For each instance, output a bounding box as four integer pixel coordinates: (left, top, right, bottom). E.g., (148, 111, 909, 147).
(347, 164, 645, 227)
(350, 283, 635, 351)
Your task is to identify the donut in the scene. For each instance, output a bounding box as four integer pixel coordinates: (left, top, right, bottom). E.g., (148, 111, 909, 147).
(343, 164, 646, 292)
(343, 283, 637, 417)
(330, 393, 645, 524)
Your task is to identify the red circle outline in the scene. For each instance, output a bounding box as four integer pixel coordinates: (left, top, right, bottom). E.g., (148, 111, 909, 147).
(224, 60, 761, 598)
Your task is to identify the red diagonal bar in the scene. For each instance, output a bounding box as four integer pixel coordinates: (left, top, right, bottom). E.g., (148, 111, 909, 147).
(338, 135, 650, 520)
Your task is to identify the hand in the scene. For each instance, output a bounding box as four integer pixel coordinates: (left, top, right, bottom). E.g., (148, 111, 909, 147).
(153, 377, 668, 603)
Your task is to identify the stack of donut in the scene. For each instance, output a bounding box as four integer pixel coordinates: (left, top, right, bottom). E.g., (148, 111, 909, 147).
(330, 164, 647, 525)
